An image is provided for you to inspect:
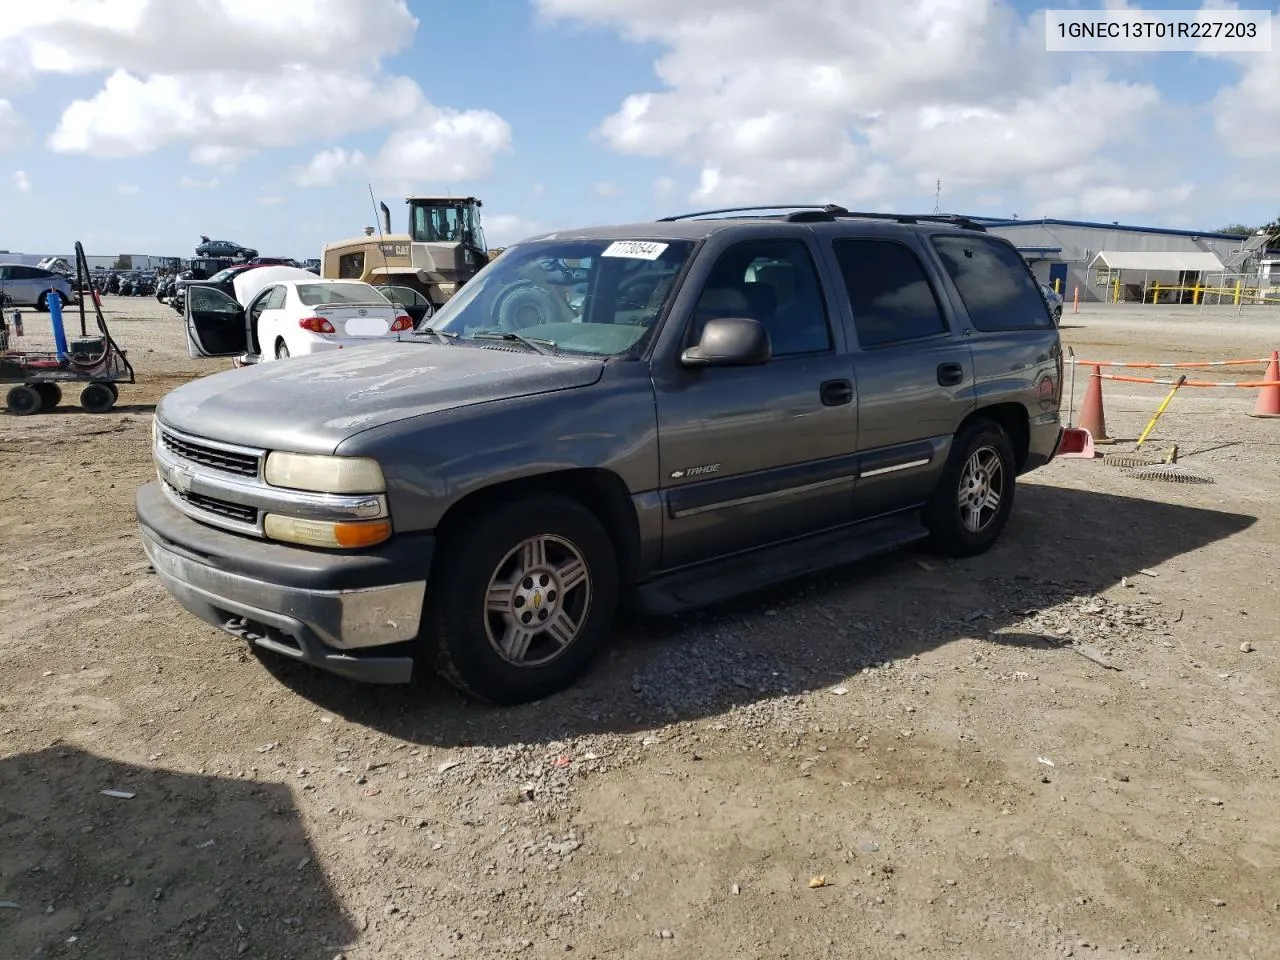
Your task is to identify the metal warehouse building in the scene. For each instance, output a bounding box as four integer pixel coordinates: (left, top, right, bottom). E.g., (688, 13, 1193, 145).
(970, 217, 1279, 305)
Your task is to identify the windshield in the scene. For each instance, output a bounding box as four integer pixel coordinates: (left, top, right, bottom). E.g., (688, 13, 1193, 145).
(429, 238, 695, 357)
(296, 281, 386, 306)
(208, 267, 246, 283)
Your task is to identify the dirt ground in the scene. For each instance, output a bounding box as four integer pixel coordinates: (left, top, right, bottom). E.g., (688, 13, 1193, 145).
(1, 296, 1278, 960)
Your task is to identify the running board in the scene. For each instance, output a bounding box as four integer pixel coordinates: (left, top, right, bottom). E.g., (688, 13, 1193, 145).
(630, 513, 930, 616)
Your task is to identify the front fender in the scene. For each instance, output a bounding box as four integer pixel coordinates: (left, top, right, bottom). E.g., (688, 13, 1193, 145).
(334, 364, 660, 534)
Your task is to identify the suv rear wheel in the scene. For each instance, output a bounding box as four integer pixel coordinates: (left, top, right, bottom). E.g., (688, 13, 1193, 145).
(924, 419, 1016, 557)
(425, 493, 619, 704)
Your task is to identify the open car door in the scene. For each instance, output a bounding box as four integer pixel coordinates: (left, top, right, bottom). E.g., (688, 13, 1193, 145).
(185, 284, 249, 358)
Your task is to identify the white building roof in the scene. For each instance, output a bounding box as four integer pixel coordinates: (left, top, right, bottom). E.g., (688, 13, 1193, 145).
(1089, 251, 1225, 272)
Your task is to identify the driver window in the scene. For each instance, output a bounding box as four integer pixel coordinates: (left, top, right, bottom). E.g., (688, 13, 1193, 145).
(690, 239, 832, 357)
(189, 286, 240, 314)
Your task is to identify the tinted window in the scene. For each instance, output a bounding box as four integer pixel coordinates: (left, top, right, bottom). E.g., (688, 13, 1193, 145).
(692, 239, 831, 356)
(931, 235, 1052, 331)
(11, 266, 46, 280)
(832, 239, 948, 347)
(296, 282, 385, 306)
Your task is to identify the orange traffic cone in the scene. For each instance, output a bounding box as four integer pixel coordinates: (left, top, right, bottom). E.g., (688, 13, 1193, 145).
(1077, 365, 1114, 443)
(1249, 350, 1280, 419)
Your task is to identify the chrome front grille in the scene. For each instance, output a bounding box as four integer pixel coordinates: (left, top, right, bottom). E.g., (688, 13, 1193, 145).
(159, 428, 260, 477)
(152, 418, 390, 539)
(170, 488, 259, 525)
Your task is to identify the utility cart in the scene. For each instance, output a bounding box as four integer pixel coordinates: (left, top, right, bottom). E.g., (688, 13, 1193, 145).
(1, 241, 135, 415)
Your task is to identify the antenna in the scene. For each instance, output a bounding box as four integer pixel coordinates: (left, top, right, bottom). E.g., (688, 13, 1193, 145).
(368, 182, 390, 276)
(933, 179, 942, 215)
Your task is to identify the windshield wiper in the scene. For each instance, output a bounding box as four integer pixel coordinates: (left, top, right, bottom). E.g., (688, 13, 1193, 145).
(408, 326, 458, 344)
(469, 330, 557, 356)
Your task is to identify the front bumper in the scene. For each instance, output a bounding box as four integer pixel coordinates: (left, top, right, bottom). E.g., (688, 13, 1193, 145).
(136, 482, 433, 684)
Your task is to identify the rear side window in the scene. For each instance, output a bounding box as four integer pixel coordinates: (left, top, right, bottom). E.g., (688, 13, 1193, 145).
(931, 235, 1052, 331)
(263, 286, 287, 309)
(831, 239, 948, 348)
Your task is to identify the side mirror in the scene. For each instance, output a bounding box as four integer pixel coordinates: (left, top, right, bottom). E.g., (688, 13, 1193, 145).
(680, 316, 771, 367)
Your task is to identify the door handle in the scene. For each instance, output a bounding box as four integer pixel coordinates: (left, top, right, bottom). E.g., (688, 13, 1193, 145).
(937, 362, 964, 387)
(819, 378, 853, 406)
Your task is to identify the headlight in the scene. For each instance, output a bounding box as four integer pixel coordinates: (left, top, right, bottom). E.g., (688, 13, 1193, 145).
(264, 452, 386, 494)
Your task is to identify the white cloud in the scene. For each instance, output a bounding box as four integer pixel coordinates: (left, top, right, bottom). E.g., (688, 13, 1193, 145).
(374, 106, 512, 182)
(537, 0, 1177, 207)
(0, 100, 27, 150)
(292, 147, 366, 186)
(190, 144, 255, 168)
(1214, 46, 1280, 158)
(2, 0, 417, 76)
(117, 183, 141, 195)
(180, 175, 218, 190)
(2, 1, 511, 179)
(531, 183, 546, 197)
(484, 214, 546, 247)
(293, 105, 512, 187)
(592, 181, 620, 197)
(259, 195, 283, 206)
(653, 176, 677, 200)
(49, 68, 423, 158)
(12, 169, 30, 193)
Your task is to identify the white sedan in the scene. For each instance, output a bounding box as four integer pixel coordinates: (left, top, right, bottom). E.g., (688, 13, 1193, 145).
(184, 269, 414, 363)
(253, 278, 414, 360)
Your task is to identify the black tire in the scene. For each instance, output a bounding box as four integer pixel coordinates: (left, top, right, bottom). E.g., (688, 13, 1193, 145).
(496, 283, 563, 330)
(80, 382, 116, 413)
(36, 291, 62, 312)
(923, 419, 1017, 558)
(1053, 306, 1062, 325)
(425, 493, 619, 704)
(275, 339, 290, 360)
(6, 385, 43, 415)
(102, 382, 119, 401)
(34, 382, 62, 408)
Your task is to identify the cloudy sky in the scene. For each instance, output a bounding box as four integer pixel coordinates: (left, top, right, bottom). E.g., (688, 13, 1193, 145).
(1, 0, 1277, 259)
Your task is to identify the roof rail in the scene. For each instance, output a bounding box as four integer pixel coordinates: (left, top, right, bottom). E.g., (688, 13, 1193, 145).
(655, 204, 987, 231)
(656, 204, 838, 222)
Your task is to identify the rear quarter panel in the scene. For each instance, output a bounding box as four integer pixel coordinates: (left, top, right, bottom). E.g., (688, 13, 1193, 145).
(917, 231, 1063, 472)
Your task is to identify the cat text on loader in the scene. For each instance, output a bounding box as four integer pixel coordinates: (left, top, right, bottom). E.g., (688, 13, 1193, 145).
(320, 196, 488, 310)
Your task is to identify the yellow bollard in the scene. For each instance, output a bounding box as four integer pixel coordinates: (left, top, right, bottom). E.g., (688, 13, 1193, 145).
(1234, 280, 1242, 305)
(1113, 277, 1120, 303)
(1054, 278, 1061, 294)
(1153, 281, 1160, 304)
(1192, 283, 1201, 305)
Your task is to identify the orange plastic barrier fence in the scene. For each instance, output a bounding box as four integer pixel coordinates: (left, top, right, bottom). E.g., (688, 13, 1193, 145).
(1068, 357, 1270, 368)
(1098, 373, 1280, 388)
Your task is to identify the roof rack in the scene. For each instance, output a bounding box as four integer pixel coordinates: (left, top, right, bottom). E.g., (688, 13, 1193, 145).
(656, 204, 834, 222)
(655, 204, 986, 231)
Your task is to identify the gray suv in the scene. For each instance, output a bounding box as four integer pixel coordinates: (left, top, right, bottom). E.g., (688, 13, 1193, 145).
(137, 205, 1063, 704)
(0, 264, 76, 310)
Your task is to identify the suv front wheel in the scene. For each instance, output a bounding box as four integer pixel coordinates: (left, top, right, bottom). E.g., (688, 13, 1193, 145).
(924, 419, 1017, 557)
(425, 493, 619, 704)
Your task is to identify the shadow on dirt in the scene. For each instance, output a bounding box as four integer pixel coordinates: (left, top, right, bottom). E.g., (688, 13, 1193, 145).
(254, 482, 1255, 747)
(0, 746, 357, 958)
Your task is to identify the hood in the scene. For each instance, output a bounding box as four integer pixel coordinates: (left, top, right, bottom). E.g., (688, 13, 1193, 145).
(233, 266, 316, 305)
(156, 342, 606, 454)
